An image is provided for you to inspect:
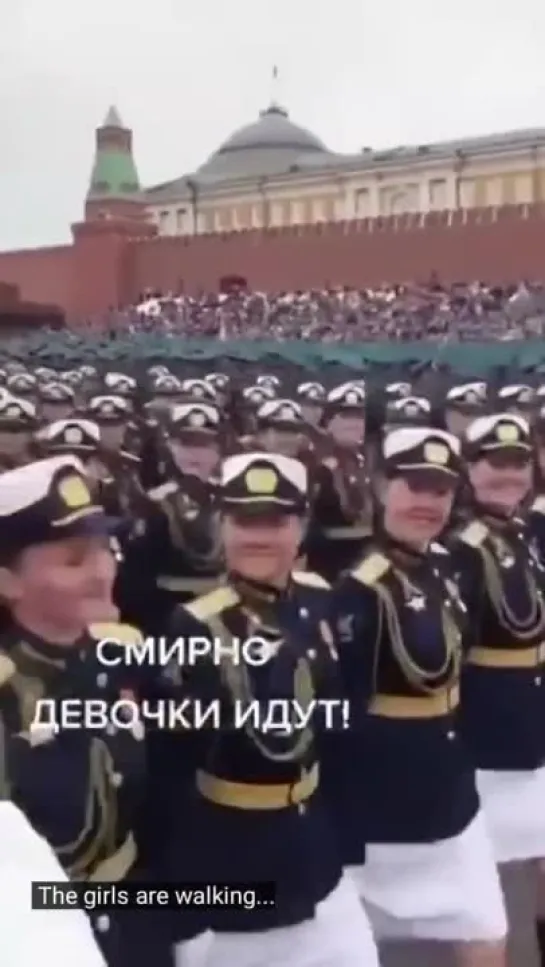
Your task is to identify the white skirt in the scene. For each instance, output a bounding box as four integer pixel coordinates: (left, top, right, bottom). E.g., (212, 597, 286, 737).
(182, 873, 380, 967)
(477, 765, 545, 863)
(347, 811, 507, 942)
(175, 932, 214, 967)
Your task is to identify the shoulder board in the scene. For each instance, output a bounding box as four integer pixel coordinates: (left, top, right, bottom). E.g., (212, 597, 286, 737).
(292, 570, 331, 590)
(430, 541, 449, 555)
(185, 586, 240, 622)
(531, 495, 545, 514)
(148, 481, 178, 502)
(458, 521, 489, 548)
(88, 623, 144, 645)
(351, 552, 390, 587)
(0, 653, 15, 687)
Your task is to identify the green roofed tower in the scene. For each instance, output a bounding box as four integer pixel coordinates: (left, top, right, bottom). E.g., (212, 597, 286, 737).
(84, 106, 148, 223)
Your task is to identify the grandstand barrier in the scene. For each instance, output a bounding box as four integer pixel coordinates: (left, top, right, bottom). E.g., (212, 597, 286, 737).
(6, 334, 545, 375)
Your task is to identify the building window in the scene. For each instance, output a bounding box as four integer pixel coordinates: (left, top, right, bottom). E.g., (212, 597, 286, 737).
(159, 210, 170, 233)
(486, 177, 503, 206)
(291, 199, 302, 223)
(312, 196, 335, 221)
(390, 191, 407, 215)
(270, 201, 283, 226)
(538, 169, 545, 202)
(281, 200, 292, 224)
(323, 195, 336, 220)
(473, 178, 488, 207)
(379, 187, 396, 215)
(217, 208, 232, 230)
(513, 173, 532, 203)
(404, 183, 420, 211)
(175, 208, 186, 233)
(201, 210, 215, 233)
(429, 178, 447, 210)
(301, 198, 313, 223)
(236, 203, 251, 229)
(312, 198, 324, 221)
(355, 188, 370, 217)
(458, 178, 475, 208)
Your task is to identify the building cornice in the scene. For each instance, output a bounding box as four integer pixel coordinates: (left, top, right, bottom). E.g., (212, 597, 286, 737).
(143, 132, 545, 206)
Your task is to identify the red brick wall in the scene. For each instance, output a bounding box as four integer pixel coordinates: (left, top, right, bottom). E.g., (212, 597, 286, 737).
(0, 245, 73, 311)
(0, 282, 19, 309)
(1, 204, 545, 321)
(127, 205, 545, 298)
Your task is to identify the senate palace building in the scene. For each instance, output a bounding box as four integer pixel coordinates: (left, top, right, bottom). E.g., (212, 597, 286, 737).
(4, 98, 545, 321)
(136, 101, 545, 234)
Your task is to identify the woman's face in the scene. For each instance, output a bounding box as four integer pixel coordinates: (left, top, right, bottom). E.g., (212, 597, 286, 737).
(0, 536, 117, 635)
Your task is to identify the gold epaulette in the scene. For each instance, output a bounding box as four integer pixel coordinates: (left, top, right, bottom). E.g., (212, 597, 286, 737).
(531, 495, 545, 514)
(88, 623, 144, 646)
(147, 481, 178, 503)
(351, 552, 390, 587)
(184, 585, 240, 622)
(458, 521, 488, 548)
(0, 654, 15, 688)
(292, 570, 331, 589)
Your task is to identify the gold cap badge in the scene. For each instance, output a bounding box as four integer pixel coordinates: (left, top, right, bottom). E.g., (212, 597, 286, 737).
(64, 426, 84, 445)
(424, 442, 449, 466)
(58, 475, 91, 509)
(245, 467, 278, 495)
(188, 411, 206, 427)
(497, 423, 519, 443)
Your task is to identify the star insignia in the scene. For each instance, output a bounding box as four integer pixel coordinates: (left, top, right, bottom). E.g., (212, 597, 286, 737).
(406, 596, 426, 611)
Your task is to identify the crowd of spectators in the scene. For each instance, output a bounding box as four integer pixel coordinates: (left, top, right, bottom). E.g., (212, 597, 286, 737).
(87, 279, 545, 343)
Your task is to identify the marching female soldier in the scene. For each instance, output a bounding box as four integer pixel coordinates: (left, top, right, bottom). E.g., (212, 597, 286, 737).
(329, 427, 507, 966)
(0, 455, 178, 967)
(155, 451, 380, 967)
(450, 413, 545, 966)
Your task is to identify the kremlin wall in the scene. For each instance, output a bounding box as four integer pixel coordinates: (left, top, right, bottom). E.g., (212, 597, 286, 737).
(3, 106, 545, 324)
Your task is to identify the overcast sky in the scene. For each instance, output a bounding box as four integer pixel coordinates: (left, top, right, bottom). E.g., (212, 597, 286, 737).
(1, 0, 544, 250)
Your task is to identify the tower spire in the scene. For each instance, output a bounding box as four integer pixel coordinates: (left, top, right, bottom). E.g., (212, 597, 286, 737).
(84, 108, 147, 224)
(102, 105, 124, 128)
(270, 65, 280, 106)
